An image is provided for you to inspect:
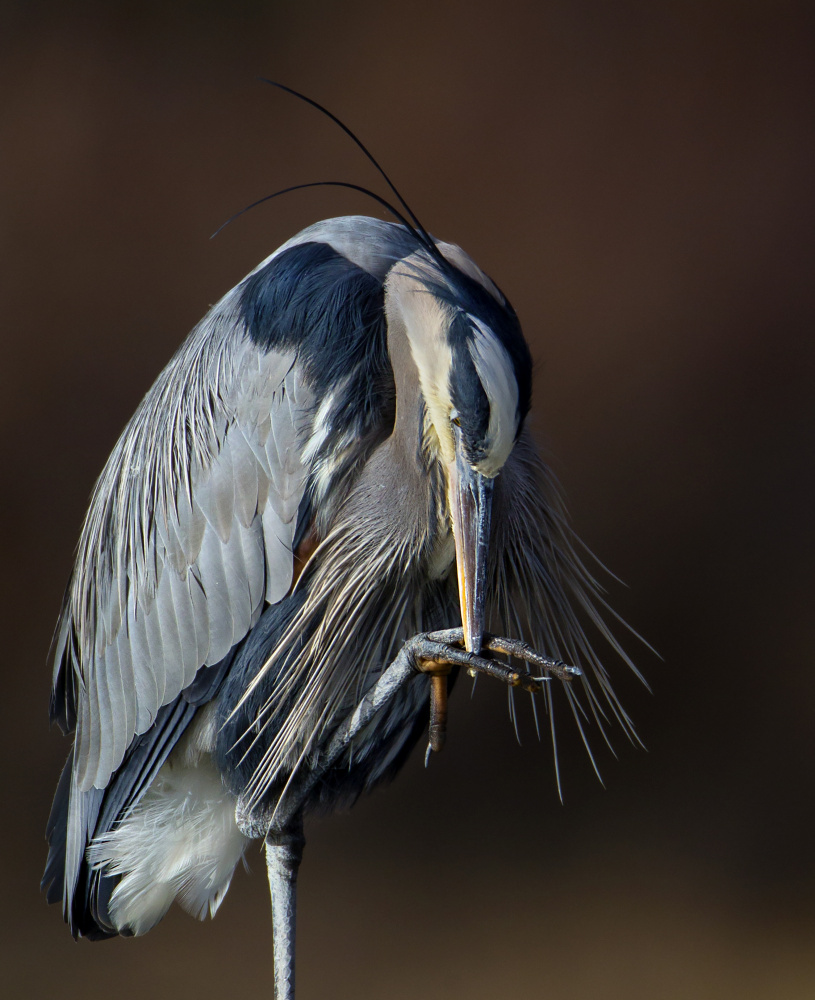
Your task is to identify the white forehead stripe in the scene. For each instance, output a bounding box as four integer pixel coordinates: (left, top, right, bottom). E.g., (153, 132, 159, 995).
(467, 316, 519, 476)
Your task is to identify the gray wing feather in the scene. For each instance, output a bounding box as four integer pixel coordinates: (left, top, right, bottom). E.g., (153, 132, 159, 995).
(230, 427, 261, 528)
(167, 568, 202, 682)
(126, 601, 159, 732)
(154, 502, 185, 575)
(173, 484, 207, 566)
(220, 518, 252, 642)
(54, 286, 312, 799)
(261, 504, 295, 605)
(238, 513, 267, 612)
(198, 443, 235, 544)
(187, 569, 211, 667)
(99, 640, 126, 782)
(195, 526, 236, 664)
(154, 567, 187, 702)
(64, 761, 105, 921)
(143, 593, 167, 706)
(74, 674, 92, 780)
(113, 626, 137, 746)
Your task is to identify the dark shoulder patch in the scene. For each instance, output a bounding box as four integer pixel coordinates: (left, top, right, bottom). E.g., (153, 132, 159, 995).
(239, 241, 387, 391)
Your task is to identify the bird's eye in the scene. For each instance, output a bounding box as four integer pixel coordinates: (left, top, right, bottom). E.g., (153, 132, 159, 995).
(450, 411, 461, 427)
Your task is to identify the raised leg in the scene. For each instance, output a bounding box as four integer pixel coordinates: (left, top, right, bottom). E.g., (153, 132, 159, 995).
(263, 627, 580, 831)
(265, 813, 305, 1000)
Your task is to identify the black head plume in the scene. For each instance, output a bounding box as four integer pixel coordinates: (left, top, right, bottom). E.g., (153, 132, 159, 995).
(259, 80, 443, 260)
(212, 181, 420, 240)
(214, 80, 445, 265)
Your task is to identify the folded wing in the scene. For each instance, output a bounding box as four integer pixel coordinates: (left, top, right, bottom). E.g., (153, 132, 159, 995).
(51, 287, 313, 796)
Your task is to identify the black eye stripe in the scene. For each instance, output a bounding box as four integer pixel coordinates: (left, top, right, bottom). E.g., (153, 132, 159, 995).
(448, 338, 490, 462)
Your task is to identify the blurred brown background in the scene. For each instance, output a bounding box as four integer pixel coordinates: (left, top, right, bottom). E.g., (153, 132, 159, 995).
(2, 1, 814, 997)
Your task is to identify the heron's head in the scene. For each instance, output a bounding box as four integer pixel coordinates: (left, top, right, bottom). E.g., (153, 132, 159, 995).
(385, 244, 532, 653)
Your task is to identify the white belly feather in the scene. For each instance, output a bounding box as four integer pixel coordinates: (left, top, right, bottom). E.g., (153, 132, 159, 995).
(86, 706, 249, 936)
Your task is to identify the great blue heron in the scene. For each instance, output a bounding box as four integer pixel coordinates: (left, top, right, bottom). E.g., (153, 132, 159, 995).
(43, 87, 640, 999)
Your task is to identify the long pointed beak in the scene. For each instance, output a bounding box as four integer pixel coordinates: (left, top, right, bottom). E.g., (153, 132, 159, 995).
(447, 437, 494, 654)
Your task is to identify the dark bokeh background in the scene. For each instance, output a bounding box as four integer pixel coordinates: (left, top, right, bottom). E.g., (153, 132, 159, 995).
(3, 2, 814, 997)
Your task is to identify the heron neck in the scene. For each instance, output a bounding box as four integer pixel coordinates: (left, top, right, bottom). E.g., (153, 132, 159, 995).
(388, 328, 431, 467)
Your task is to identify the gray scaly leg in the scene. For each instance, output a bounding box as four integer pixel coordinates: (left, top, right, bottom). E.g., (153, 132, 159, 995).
(264, 813, 305, 1000)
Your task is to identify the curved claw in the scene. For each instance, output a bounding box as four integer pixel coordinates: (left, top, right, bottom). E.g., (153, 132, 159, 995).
(481, 635, 582, 682)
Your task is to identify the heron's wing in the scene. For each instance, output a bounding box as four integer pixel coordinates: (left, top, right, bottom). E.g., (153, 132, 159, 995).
(51, 285, 313, 795)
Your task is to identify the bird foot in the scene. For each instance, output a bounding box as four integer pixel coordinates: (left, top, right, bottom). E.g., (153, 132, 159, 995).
(403, 628, 581, 762)
(406, 627, 580, 690)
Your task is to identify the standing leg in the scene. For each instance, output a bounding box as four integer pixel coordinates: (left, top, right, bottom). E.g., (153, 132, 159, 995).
(265, 812, 305, 1000)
